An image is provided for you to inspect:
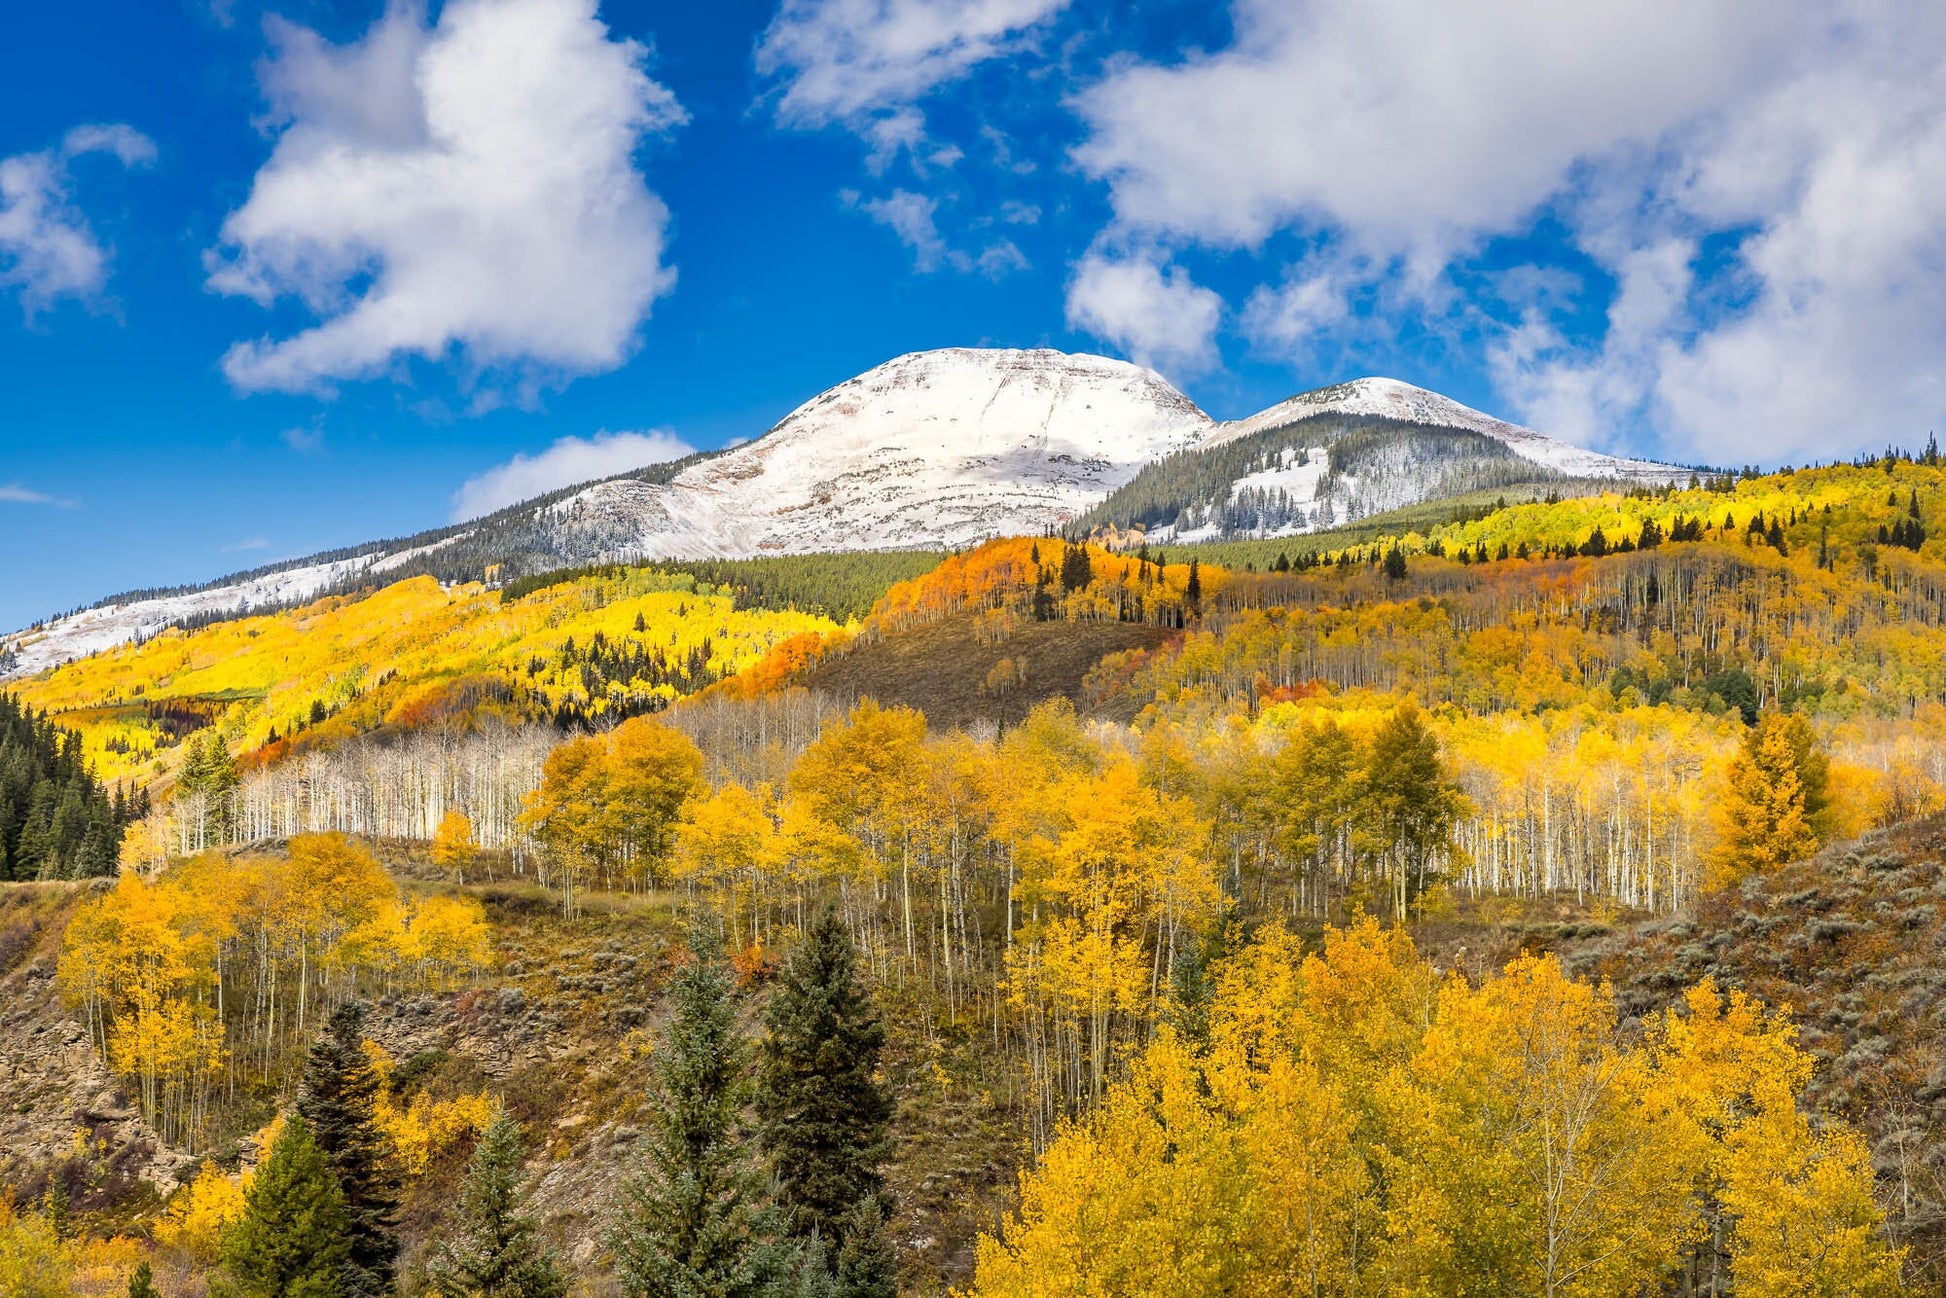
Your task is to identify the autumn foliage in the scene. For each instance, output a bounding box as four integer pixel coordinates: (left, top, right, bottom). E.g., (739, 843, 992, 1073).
(969, 921, 1904, 1297)
(57, 834, 490, 1149)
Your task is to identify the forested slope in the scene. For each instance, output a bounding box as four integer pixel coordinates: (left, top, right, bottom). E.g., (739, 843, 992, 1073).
(1569, 813, 1946, 1287)
(0, 694, 137, 880)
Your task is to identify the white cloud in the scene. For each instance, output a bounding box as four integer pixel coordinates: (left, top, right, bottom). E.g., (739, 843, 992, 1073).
(0, 483, 76, 507)
(209, 0, 687, 396)
(1065, 252, 1222, 377)
(282, 424, 325, 454)
(759, 0, 1070, 130)
(1491, 239, 1696, 451)
(453, 429, 696, 520)
(976, 239, 1028, 278)
(856, 189, 946, 269)
(1074, 0, 1946, 463)
(0, 125, 154, 314)
(1242, 267, 1355, 358)
(1074, 0, 1799, 261)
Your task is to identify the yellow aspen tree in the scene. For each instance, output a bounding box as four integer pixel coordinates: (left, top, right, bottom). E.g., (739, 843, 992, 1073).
(429, 807, 478, 882)
(600, 715, 706, 889)
(155, 1161, 248, 1265)
(671, 783, 780, 947)
(1706, 713, 1829, 891)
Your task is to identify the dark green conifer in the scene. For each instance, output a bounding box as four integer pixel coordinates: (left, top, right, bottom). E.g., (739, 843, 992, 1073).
(611, 928, 787, 1298)
(221, 1113, 351, 1298)
(757, 907, 893, 1249)
(425, 1110, 567, 1298)
(127, 1261, 160, 1298)
(298, 1002, 401, 1298)
(832, 1196, 898, 1298)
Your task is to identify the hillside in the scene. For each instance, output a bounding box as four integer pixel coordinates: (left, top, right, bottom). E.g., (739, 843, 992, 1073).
(1563, 814, 1946, 1288)
(7, 567, 845, 791)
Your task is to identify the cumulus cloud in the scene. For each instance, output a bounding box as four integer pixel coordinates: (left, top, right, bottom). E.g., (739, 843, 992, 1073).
(1065, 252, 1222, 377)
(209, 0, 687, 396)
(0, 125, 154, 314)
(1073, 0, 1946, 464)
(1074, 0, 1798, 259)
(759, 0, 1070, 131)
(453, 429, 696, 520)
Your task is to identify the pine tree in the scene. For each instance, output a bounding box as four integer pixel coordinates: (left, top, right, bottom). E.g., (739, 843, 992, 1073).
(1381, 546, 1408, 581)
(757, 907, 894, 1253)
(221, 1113, 351, 1298)
(831, 1195, 898, 1298)
(298, 1002, 401, 1298)
(425, 1111, 567, 1298)
(612, 927, 788, 1298)
(127, 1261, 160, 1298)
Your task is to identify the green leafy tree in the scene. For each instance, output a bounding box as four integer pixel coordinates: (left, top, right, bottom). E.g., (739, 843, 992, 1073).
(425, 1110, 568, 1298)
(611, 928, 789, 1298)
(298, 1002, 401, 1298)
(220, 1113, 350, 1298)
(757, 908, 894, 1255)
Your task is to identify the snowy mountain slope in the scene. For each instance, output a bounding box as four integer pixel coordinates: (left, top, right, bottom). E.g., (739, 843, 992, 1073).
(4, 352, 1688, 680)
(1212, 378, 1682, 483)
(1085, 376, 1690, 543)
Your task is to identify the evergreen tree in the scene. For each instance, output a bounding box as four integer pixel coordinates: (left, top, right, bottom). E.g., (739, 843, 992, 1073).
(1058, 542, 1092, 593)
(612, 927, 788, 1298)
(298, 1002, 401, 1298)
(425, 1111, 567, 1298)
(1381, 545, 1408, 581)
(831, 1196, 898, 1298)
(757, 908, 893, 1251)
(1358, 702, 1467, 918)
(221, 1113, 351, 1298)
(127, 1261, 160, 1298)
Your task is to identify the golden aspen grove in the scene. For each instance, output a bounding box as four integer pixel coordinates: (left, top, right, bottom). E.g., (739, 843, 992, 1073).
(7, 457, 1946, 1294)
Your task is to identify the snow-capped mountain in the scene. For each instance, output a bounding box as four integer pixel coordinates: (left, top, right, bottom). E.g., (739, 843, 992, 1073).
(1210, 378, 1682, 483)
(1091, 377, 1688, 543)
(2, 352, 1687, 679)
(519, 348, 1211, 559)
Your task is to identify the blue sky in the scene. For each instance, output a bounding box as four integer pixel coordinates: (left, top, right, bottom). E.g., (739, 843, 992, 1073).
(2, 0, 1942, 630)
